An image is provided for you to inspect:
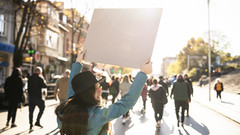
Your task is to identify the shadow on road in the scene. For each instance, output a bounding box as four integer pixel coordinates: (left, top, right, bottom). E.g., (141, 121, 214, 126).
(0, 127, 9, 134)
(221, 101, 234, 105)
(45, 127, 60, 135)
(113, 117, 134, 135)
(154, 118, 174, 135)
(178, 128, 190, 135)
(185, 116, 210, 135)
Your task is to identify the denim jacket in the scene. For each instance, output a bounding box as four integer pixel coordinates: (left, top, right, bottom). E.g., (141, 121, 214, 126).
(61, 62, 147, 135)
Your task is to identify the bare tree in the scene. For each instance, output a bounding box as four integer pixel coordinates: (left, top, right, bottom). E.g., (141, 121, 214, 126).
(13, 0, 44, 68)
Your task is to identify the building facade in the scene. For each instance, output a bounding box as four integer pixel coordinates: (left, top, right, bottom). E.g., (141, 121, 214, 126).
(161, 57, 177, 77)
(0, 0, 16, 89)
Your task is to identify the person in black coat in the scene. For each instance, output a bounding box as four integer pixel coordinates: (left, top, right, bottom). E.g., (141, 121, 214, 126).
(149, 79, 167, 128)
(100, 76, 109, 105)
(28, 66, 47, 130)
(4, 68, 23, 128)
(159, 76, 169, 96)
(110, 76, 119, 104)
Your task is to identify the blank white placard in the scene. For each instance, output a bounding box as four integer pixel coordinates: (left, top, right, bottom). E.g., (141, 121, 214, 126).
(84, 8, 163, 69)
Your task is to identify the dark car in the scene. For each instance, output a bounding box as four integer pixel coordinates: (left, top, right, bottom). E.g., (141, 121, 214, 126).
(46, 75, 62, 98)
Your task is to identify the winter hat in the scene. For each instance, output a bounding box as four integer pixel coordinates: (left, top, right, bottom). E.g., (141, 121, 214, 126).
(159, 76, 164, 79)
(71, 71, 98, 95)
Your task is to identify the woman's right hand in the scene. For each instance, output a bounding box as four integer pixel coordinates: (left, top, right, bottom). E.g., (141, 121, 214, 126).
(140, 59, 152, 75)
(76, 50, 87, 63)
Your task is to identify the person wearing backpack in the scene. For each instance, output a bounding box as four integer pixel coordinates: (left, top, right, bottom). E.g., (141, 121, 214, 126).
(170, 74, 191, 127)
(149, 79, 167, 128)
(214, 78, 224, 100)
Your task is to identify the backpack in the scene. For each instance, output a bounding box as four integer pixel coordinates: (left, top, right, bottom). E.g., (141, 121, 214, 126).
(162, 89, 168, 105)
(109, 86, 118, 96)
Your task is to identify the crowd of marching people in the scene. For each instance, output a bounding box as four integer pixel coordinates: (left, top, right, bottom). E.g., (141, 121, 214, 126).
(3, 50, 225, 135)
(97, 71, 194, 128)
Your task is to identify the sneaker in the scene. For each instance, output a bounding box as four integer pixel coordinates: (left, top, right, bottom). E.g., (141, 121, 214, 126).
(6, 122, 9, 127)
(125, 116, 130, 121)
(122, 118, 126, 125)
(156, 123, 160, 128)
(158, 121, 161, 127)
(35, 122, 43, 128)
(11, 124, 17, 128)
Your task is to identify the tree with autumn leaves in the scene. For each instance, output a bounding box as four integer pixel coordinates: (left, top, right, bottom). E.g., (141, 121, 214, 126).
(167, 34, 234, 80)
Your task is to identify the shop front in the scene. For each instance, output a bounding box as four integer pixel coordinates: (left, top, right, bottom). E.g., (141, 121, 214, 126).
(0, 42, 14, 89)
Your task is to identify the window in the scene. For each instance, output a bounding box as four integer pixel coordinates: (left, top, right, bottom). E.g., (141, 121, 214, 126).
(46, 29, 58, 48)
(0, 14, 6, 36)
(62, 15, 67, 24)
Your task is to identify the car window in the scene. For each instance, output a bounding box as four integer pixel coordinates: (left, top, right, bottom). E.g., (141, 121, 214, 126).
(22, 79, 28, 92)
(48, 78, 58, 83)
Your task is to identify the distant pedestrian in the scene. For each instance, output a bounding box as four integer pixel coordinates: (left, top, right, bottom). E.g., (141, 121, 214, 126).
(109, 76, 119, 104)
(149, 79, 167, 128)
(159, 76, 169, 95)
(217, 67, 222, 77)
(147, 76, 154, 86)
(199, 77, 203, 87)
(184, 74, 193, 116)
(4, 68, 23, 128)
(171, 75, 177, 85)
(28, 66, 47, 130)
(170, 74, 191, 127)
(214, 78, 224, 100)
(100, 76, 109, 105)
(119, 74, 132, 124)
(141, 83, 148, 113)
(54, 69, 70, 104)
(128, 74, 134, 82)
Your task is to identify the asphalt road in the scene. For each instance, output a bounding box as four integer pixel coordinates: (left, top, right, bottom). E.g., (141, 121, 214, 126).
(0, 97, 240, 135)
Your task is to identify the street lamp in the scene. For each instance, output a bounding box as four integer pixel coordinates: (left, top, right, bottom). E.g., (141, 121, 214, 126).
(208, 0, 211, 101)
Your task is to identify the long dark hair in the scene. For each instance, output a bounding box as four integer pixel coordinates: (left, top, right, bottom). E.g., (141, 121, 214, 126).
(55, 85, 110, 135)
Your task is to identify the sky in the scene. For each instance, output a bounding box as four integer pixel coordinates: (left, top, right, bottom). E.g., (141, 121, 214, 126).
(52, 0, 240, 74)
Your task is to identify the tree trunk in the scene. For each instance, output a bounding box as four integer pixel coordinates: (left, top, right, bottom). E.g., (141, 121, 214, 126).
(13, 50, 23, 68)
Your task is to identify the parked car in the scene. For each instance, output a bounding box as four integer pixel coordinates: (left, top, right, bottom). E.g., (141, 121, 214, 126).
(46, 75, 62, 98)
(0, 88, 7, 108)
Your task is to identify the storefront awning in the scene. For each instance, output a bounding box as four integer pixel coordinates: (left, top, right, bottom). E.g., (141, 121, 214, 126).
(0, 42, 15, 53)
(57, 56, 68, 62)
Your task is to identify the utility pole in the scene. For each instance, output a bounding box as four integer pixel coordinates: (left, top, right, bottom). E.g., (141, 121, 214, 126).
(208, 0, 211, 101)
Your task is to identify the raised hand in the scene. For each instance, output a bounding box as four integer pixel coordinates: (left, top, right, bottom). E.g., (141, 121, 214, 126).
(140, 59, 152, 75)
(76, 50, 87, 63)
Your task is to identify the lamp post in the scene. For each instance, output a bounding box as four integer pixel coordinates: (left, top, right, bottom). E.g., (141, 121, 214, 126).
(208, 0, 211, 101)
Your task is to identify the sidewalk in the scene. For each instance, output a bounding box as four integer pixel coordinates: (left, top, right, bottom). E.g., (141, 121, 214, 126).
(192, 84, 240, 124)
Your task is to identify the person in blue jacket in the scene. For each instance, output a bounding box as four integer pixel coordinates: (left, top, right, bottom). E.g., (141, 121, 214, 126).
(55, 50, 152, 135)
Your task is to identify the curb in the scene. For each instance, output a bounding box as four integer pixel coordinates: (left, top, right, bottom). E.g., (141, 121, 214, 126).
(193, 99, 240, 125)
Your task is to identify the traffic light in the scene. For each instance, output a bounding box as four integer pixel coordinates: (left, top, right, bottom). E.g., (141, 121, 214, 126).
(27, 49, 35, 56)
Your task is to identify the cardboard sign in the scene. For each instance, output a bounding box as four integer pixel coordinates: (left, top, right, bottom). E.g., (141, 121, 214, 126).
(84, 8, 162, 69)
